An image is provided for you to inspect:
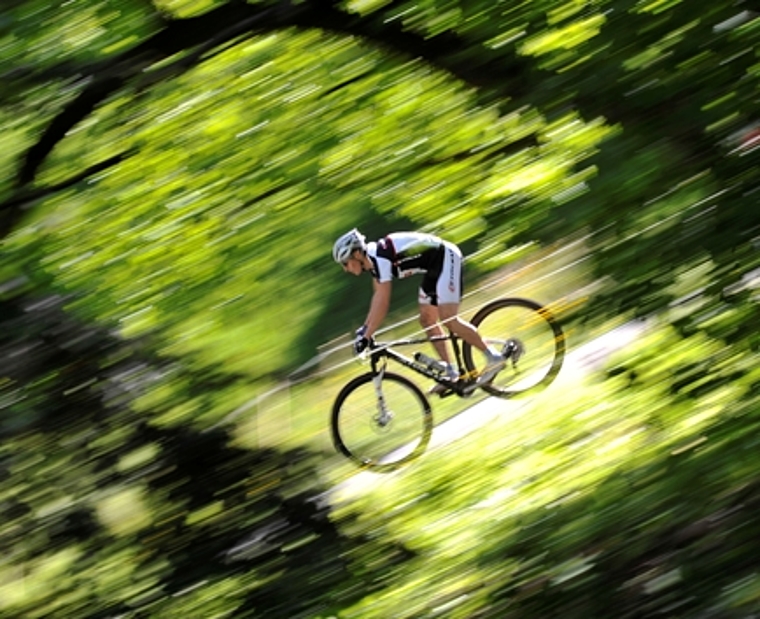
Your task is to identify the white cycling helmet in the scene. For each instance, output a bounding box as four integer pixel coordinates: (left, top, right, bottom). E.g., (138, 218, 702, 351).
(333, 228, 366, 264)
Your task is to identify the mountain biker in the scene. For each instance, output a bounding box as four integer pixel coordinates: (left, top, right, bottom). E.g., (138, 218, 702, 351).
(332, 228, 505, 394)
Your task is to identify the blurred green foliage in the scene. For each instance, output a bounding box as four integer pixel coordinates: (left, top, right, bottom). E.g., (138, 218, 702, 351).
(0, 0, 759, 616)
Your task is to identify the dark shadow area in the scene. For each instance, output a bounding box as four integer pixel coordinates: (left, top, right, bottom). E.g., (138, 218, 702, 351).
(0, 289, 417, 617)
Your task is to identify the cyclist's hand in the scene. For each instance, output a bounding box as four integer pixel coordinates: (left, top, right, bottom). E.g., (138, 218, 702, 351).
(354, 325, 371, 355)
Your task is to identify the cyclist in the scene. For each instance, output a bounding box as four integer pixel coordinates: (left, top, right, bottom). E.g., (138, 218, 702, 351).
(332, 228, 505, 393)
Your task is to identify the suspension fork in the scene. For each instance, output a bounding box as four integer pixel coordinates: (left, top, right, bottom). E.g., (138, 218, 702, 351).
(371, 357, 392, 424)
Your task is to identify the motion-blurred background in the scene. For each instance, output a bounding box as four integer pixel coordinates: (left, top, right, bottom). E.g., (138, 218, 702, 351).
(0, 1, 758, 617)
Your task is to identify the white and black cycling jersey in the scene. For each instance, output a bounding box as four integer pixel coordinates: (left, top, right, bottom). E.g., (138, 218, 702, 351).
(366, 232, 463, 306)
(366, 232, 444, 282)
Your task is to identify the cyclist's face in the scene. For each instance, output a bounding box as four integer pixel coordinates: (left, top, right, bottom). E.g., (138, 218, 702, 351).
(342, 251, 364, 275)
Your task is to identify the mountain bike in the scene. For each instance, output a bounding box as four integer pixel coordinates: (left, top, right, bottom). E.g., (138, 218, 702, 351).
(331, 297, 565, 472)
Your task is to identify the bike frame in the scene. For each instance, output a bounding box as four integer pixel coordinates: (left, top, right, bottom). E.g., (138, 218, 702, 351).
(366, 334, 476, 398)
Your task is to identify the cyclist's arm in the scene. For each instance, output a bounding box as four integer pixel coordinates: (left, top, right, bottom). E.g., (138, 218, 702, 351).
(363, 279, 392, 339)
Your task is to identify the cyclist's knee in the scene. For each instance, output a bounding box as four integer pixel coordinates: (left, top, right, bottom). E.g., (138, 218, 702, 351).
(436, 303, 460, 322)
(418, 304, 439, 328)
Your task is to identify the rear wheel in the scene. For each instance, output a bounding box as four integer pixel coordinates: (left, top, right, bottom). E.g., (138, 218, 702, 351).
(331, 372, 432, 472)
(462, 298, 565, 398)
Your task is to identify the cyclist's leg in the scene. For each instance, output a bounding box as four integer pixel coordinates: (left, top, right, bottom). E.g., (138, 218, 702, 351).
(433, 242, 488, 353)
(440, 301, 505, 384)
(418, 292, 451, 363)
(437, 303, 487, 352)
(435, 244, 505, 383)
(419, 293, 459, 395)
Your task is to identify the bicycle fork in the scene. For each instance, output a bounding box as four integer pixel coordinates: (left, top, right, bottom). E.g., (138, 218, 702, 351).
(372, 366, 394, 428)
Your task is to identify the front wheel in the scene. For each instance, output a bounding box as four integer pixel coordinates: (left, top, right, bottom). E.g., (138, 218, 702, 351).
(331, 372, 433, 472)
(462, 298, 565, 398)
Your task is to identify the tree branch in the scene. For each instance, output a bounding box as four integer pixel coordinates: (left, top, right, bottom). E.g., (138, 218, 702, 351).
(17, 2, 279, 188)
(16, 1, 536, 191)
(0, 150, 136, 238)
(290, 3, 533, 93)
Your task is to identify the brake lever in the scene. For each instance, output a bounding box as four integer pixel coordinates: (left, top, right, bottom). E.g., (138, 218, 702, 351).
(355, 338, 382, 364)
